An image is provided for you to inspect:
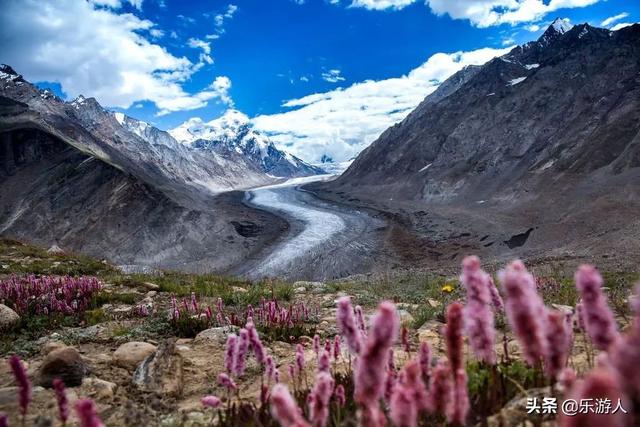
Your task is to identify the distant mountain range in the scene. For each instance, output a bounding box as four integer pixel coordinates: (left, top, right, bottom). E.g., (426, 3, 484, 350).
(0, 64, 309, 271)
(315, 20, 640, 267)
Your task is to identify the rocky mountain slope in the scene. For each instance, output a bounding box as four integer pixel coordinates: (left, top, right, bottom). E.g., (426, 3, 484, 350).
(169, 110, 323, 177)
(0, 66, 288, 271)
(315, 21, 640, 268)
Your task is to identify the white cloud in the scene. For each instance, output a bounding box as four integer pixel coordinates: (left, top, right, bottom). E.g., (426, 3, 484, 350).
(426, 0, 600, 27)
(252, 46, 511, 162)
(214, 4, 238, 34)
(321, 69, 345, 83)
(610, 22, 634, 31)
(601, 12, 628, 27)
(349, 0, 418, 10)
(0, 0, 231, 115)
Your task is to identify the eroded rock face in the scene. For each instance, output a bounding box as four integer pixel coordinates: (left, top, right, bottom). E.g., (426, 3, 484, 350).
(133, 338, 183, 397)
(37, 347, 89, 388)
(113, 342, 157, 371)
(0, 304, 19, 331)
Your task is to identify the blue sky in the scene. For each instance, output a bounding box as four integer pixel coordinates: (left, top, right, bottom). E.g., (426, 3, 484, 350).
(1, 0, 638, 162)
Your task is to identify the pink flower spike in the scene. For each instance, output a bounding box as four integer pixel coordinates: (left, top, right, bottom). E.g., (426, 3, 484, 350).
(336, 297, 362, 354)
(224, 334, 238, 374)
(574, 265, 620, 351)
(8, 355, 31, 417)
(460, 256, 497, 364)
(317, 350, 330, 373)
(544, 310, 572, 378)
(75, 399, 104, 427)
(426, 360, 453, 416)
(270, 384, 310, 427)
(354, 300, 399, 406)
(201, 395, 221, 409)
(444, 302, 464, 373)
(0, 414, 7, 427)
(447, 369, 469, 426)
(499, 260, 548, 365)
(418, 342, 431, 379)
(332, 335, 341, 360)
(53, 378, 69, 425)
(235, 328, 250, 376)
(217, 372, 237, 391)
(312, 334, 321, 356)
(308, 371, 334, 427)
(296, 344, 305, 374)
(334, 384, 346, 407)
(559, 368, 628, 427)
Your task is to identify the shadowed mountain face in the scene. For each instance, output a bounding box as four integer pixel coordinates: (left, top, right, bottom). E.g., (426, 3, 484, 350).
(316, 22, 640, 268)
(0, 69, 290, 272)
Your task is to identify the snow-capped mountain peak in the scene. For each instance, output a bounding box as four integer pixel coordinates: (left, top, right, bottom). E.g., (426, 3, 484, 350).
(550, 17, 573, 34)
(169, 110, 323, 177)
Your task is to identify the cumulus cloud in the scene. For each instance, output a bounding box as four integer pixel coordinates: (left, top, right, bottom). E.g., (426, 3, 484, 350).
(349, 0, 418, 10)
(321, 69, 345, 83)
(0, 0, 231, 115)
(214, 4, 238, 34)
(426, 0, 601, 27)
(601, 12, 628, 27)
(252, 46, 511, 162)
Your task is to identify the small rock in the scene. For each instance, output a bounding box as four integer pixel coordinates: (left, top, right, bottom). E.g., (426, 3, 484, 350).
(41, 340, 67, 356)
(194, 326, 239, 344)
(146, 291, 158, 298)
(0, 304, 20, 331)
(113, 342, 157, 370)
(427, 299, 441, 308)
(294, 286, 306, 294)
(142, 282, 160, 291)
(134, 338, 183, 397)
(397, 309, 414, 325)
(80, 377, 117, 401)
(37, 347, 89, 388)
(232, 286, 248, 293)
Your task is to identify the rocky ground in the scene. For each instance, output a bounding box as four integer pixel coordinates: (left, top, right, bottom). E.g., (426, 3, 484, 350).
(0, 238, 637, 426)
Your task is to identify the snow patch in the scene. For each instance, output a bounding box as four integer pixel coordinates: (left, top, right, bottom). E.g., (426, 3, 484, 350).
(508, 77, 527, 86)
(524, 64, 540, 70)
(419, 163, 432, 172)
(113, 112, 125, 125)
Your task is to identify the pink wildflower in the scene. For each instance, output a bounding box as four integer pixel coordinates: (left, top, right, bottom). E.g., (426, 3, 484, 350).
(460, 256, 497, 364)
(354, 301, 399, 406)
(488, 276, 504, 311)
(544, 310, 572, 378)
(235, 328, 249, 376)
(418, 342, 431, 379)
(217, 372, 237, 390)
(447, 369, 469, 426)
(9, 355, 30, 417)
(224, 334, 238, 374)
(317, 350, 330, 373)
(0, 414, 6, 427)
(335, 384, 346, 406)
(336, 297, 362, 354)
(247, 321, 266, 364)
(53, 378, 69, 425)
(426, 360, 453, 416)
(332, 335, 341, 360)
(575, 265, 620, 350)
(201, 395, 221, 409)
(270, 384, 310, 427)
(499, 260, 548, 365)
(559, 368, 628, 427)
(444, 302, 464, 373)
(355, 305, 367, 337)
(308, 371, 334, 427)
(296, 344, 305, 374)
(75, 399, 104, 427)
(390, 360, 428, 427)
(610, 312, 640, 396)
(266, 355, 276, 381)
(312, 334, 321, 356)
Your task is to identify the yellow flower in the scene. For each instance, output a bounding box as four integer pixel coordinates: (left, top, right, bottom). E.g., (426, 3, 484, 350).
(441, 283, 454, 293)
